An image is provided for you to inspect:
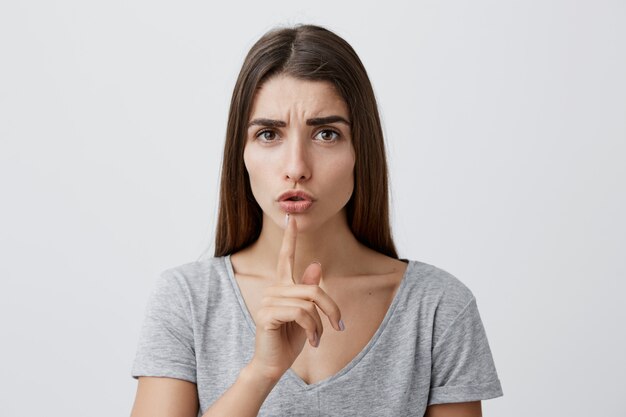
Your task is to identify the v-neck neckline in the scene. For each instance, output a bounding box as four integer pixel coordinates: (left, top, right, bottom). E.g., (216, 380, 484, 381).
(223, 254, 413, 390)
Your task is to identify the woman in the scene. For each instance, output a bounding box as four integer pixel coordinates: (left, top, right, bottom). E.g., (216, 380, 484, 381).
(130, 24, 503, 417)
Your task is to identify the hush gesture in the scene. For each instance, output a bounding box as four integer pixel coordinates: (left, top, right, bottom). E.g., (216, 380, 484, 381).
(248, 213, 346, 382)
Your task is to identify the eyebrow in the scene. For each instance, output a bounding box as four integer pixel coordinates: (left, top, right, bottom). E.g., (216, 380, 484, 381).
(247, 115, 351, 128)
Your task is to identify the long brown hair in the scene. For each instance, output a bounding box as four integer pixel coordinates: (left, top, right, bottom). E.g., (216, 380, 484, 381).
(214, 24, 398, 259)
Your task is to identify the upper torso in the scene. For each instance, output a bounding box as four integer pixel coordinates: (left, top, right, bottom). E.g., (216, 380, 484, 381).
(131, 254, 503, 416)
(230, 252, 409, 385)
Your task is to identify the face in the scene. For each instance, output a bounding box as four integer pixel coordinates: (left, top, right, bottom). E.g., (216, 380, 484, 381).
(243, 74, 355, 232)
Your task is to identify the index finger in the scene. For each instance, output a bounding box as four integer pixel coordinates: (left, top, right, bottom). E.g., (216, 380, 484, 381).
(276, 213, 297, 284)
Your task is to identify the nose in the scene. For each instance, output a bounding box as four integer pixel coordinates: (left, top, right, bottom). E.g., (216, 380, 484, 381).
(283, 134, 311, 183)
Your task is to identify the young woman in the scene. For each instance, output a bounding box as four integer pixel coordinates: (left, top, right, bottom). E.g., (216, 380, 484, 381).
(130, 24, 503, 417)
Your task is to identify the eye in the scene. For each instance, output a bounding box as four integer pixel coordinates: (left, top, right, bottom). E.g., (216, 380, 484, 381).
(255, 129, 278, 142)
(315, 129, 340, 143)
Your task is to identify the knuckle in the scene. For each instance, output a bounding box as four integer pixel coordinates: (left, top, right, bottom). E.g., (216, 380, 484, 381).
(306, 301, 317, 315)
(296, 308, 310, 322)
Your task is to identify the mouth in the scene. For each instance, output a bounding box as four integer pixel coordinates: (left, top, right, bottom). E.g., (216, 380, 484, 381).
(277, 190, 315, 213)
(277, 190, 315, 203)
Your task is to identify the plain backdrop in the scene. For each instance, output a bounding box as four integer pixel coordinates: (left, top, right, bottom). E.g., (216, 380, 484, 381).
(1, 1, 624, 416)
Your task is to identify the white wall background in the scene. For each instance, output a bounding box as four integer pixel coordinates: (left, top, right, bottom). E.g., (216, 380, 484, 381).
(1, 0, 624, 416)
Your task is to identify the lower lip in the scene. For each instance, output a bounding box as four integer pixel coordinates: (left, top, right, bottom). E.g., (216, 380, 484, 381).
(278, 200, 313, 213)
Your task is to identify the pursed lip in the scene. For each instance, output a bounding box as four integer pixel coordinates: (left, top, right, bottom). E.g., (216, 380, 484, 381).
(277, 190, 316, 202)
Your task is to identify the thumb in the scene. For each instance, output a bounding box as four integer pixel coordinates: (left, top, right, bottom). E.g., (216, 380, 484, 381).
(300, 262, 322, 286)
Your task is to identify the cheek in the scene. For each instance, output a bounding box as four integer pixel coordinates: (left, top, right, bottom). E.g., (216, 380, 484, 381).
(325, 153, 355, 194)
(243, 148, 273, 200)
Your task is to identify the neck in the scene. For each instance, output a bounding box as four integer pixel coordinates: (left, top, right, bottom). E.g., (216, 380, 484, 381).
(244, 210, 368, 280)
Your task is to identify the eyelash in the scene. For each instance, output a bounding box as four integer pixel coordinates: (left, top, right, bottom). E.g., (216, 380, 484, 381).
(254, 128, 341, 144)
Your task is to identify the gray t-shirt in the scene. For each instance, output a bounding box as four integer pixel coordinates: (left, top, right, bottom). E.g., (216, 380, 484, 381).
(131, 255, 503, 416)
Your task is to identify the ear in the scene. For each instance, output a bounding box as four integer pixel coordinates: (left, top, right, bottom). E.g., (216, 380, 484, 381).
(300, 262, 322, 286)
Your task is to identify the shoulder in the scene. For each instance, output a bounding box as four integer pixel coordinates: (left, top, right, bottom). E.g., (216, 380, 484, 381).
(403, 258, 475, 304)
(152, 256, 231, 297)
(401, 259, 478, 343)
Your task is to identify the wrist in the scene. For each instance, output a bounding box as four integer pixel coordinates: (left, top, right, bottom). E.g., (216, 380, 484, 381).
(239, 360, 281, 396)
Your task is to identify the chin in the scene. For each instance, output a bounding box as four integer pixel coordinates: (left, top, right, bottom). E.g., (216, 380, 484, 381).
(277, 211, 316, 231)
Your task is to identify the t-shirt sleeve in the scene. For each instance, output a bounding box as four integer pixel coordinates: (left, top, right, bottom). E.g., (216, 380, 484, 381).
(428, 296, 503, 405)
(131, 269, 197, 383)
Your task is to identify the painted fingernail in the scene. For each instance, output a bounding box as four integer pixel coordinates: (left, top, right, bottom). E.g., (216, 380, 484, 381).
(338, 319, 346, 331)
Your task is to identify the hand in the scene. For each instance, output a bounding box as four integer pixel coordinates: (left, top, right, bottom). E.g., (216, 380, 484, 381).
(248, 214, 344, 382)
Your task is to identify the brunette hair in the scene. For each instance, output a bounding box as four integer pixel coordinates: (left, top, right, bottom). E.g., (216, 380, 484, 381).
(213, 24, 398, 258)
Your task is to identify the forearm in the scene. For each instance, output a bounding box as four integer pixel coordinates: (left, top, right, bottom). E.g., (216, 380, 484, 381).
(202, 362, 279, 417)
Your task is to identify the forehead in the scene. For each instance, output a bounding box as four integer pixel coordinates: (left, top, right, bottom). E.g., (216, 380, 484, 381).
(249, 75, 349, 119)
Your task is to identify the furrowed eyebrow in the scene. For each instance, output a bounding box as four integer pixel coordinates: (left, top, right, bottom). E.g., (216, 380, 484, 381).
(247, 118, 287, 128)
(306, 115, 351, 126)
(247, 115, 351, 128)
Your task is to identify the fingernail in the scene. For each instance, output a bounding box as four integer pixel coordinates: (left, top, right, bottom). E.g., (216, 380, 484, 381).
(338, 319, 345, 331)
(285, 213, 289, 227)
(313, 331, 320, 347)
(311, 261, 321, 267)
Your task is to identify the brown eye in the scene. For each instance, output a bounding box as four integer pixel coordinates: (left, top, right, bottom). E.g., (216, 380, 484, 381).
(257, 130, 277, 142)
(315, 129, 340, 142)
